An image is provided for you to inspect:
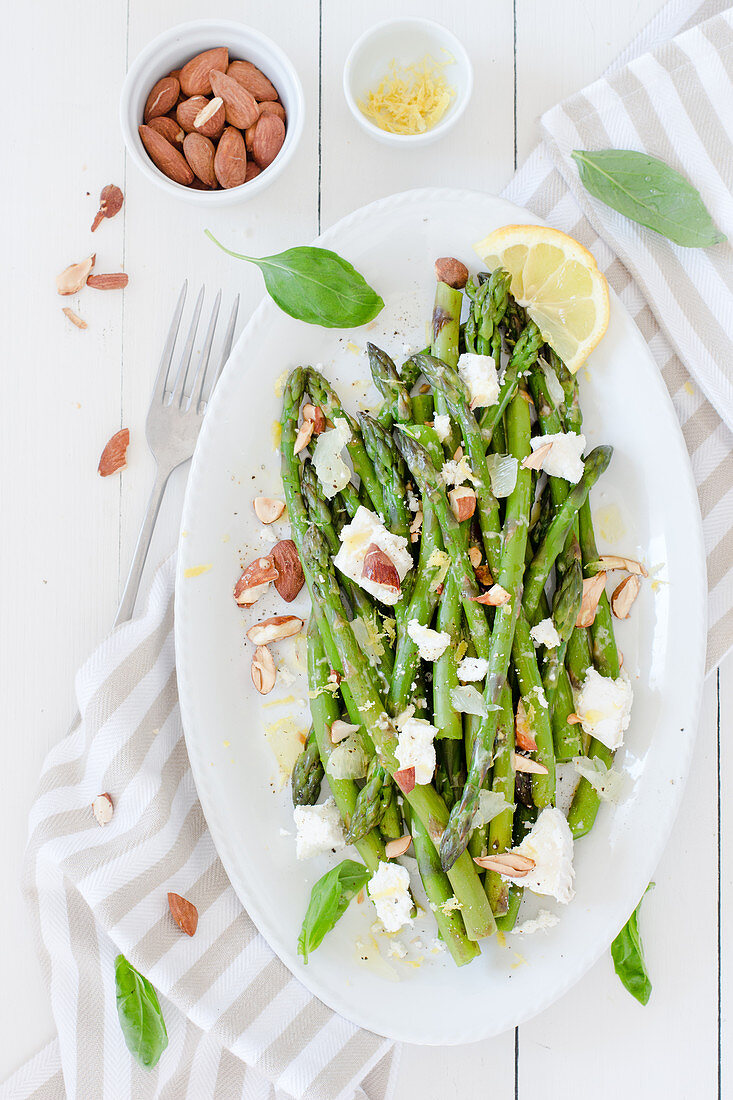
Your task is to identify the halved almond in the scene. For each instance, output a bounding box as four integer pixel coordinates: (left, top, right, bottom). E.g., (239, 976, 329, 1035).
(362, 544, 400, 591)
(470, 584, 511, 606)
(448, 485, 476, 522)
(330, 719, 360, 744)
(294, 418, 314, 454)
(576, 572, 607, 628)
(92, 792, 114, 826)
(593, 555, 648, 577)
(385, 835, 412, 859)
(473, 852, 536, 877)
(247, 615, 303, 645)
(468, 546, 482, 569)
(521, 441, 553, 471)
(515, 699, 537, 752)
(253, 497, 285, 524)
(302, 402, 327, 434)
(567, 713, 583, 725)
(57, 254, 95, 295)
(233, 556, 278, 606)
(611, 573, 641, 619)
(513, 752, 549, 775)
(251, 645, 276, 694)
(394, 766, 416, 794)
(409, 509, 423, 543)
(453, 445, 464, 461)
(271, 539, 305, 602)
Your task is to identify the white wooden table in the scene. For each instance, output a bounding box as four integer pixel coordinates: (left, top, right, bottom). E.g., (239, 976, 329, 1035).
(3, 1, 729, 1095)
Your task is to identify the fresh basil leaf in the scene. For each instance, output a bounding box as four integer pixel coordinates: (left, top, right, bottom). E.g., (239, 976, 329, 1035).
(206, 233, 384, 328)
(115, 953, 168, 1068)
(298, 859, 371, 963)
(571, 149, 726, 248)
(610, 884, 654, 1005)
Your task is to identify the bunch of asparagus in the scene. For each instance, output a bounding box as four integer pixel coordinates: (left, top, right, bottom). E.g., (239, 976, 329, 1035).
(285, 257, 621, 964)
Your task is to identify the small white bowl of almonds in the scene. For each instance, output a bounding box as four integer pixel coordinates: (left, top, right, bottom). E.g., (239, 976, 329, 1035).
(121, 20, 304, 204)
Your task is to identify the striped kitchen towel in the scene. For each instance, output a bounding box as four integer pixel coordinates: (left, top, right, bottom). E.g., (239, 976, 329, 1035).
(4, 557, 398, 1100)
(504, 0, 733, 671)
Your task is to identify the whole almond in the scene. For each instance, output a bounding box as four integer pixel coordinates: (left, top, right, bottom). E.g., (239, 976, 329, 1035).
(209, 70, 260, 129)
(227, 59, 279, 101)
(434, 257, 469, 289)
(167, 892, 198, 936)
(139, 125, 194, 186)
(87, 273, 129, 290)
(179, 46, 228, 96)
(144, 75, 180, 122)
(214, 126, 247, 189)
(259, 100, 286, 122)
(271, 539, 304, 602)
(147, 115, 185, 149)
(183, 133, 217, 188)
(244, 123, 257, 152)
(192, 96, 225, 139)
(252, 114, 285, 169)
(245, 160, 261, 182)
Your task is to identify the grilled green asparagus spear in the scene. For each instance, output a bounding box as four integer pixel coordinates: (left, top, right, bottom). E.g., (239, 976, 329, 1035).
(485, 684, 516, 915)
(367, 342, 412, 426)
(435, 391, 533, 871)
(357, 413, 411, 541)
(291, 727, 325, 807)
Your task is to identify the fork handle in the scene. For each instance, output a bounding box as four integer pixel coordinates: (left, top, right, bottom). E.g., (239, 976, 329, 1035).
(114, 465, 171, 627)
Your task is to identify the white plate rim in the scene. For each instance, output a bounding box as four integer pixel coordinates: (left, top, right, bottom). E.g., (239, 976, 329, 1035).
(175, 187, 707, 1043)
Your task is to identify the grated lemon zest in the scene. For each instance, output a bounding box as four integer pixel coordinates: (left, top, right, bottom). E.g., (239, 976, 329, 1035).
(358, 54, 455, 136)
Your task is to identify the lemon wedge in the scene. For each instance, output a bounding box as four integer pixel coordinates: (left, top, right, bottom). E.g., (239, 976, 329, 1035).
(474, 225, 610, 373)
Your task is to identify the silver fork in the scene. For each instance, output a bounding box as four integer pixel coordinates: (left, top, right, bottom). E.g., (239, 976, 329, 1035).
(113, 282, 239, 626)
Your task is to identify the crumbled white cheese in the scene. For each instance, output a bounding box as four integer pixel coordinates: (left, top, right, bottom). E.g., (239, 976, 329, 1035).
(313, 421, 352, 499)
(574, 667, 633, 751)
(457, 656, 489, 682)
(407, 618, 451, 661)
(433, 413, 451, 442)
(395, 716, 437, 785)
(440, 456, 475, 487)
(406, 486, 420, 512)
(510, 909, 560, 935)
(529, 618, 562, 649)
(530, 432, 586, 484)
(514, 807, 575, 904)
(387, 939, 408, 959)
(368, 861, 413, 932)
(457, 352, 500, 408)
(333, 505, 413, 605)
(293, 798, 346, 860)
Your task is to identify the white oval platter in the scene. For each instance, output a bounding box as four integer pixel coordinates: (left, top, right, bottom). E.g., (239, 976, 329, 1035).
(175, 188, 706, 1044)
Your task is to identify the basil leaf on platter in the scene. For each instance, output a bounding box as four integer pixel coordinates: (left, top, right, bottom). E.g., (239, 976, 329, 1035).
(206, 233, 384, 328)
(298, 859, 372, 963)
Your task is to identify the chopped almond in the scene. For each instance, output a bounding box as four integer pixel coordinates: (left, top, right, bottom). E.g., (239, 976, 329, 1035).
(252, 497, 286, 524)
(251, 645, 276, 694)
(394, 766, 416, 794)
(593, 555, 648, 577)
(514, 699, 537, 752)
(448, 485, 476, 522)
(246, 615, 303, 645)
(521, 442, 553, 471)
(513, 752, 549, 775)
(57, 254, 95, 295)
(470, 584, 511, 606)
(234, 556, 278, 606)
(302, 402, 327, 434)
(385, 835, 412, 858)
(362, 544, 400, 591)
(473, 852, 536, 877)
(611, 573, 641, 619)
(294, 418, 315, 454)
(98, 428, 129, 477)
(468, 546, 482, 569)
(62, 307, 87, 330)
(576, 572, 607, 628)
